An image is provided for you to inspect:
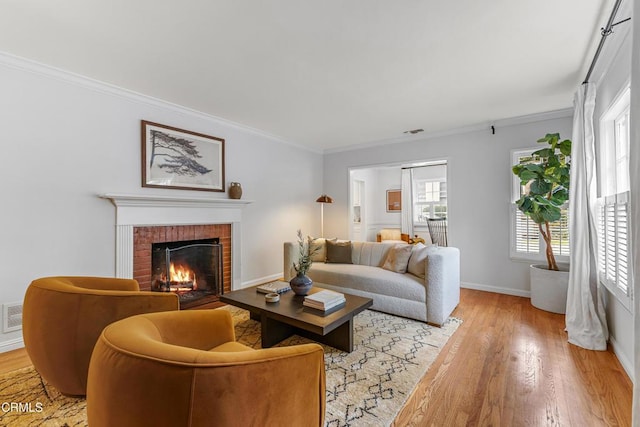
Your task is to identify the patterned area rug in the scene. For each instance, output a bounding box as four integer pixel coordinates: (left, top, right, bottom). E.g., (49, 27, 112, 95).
(0, 308, 460, 427)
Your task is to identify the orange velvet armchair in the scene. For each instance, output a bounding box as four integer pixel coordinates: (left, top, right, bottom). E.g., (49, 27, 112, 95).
(22, 276, 179, 396)
(87, 309, 326, 427)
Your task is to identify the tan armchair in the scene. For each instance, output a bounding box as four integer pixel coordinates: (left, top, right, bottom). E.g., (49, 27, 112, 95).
(376, 228, 410, 243)
(87, 309, 326, 427)
(23, 276, 179, 396)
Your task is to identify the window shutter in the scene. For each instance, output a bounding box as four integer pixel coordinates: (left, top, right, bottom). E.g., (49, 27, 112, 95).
(515, 208, 539, 254)
(549, 208, 570, 256)
(597, 204, 606, 273)
(605, 203, 617, 284)
(615, 200, 629, 296)
(597, 193, 630, 297)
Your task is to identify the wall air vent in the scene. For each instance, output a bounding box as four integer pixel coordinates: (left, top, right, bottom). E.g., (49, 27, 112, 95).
(3, 302, 23, 332)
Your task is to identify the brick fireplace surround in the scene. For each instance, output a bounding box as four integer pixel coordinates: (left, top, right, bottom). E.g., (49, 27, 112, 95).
(133, 224, 231, 307)
(100, 194, 251, 301)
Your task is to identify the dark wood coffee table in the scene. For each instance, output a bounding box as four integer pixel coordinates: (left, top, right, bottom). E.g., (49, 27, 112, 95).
(220, 285, 373, 352)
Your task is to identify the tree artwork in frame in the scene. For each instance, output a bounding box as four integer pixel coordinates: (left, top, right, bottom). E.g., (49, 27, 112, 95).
(141, 120, 225, 192)
(387, 189, 401, 212)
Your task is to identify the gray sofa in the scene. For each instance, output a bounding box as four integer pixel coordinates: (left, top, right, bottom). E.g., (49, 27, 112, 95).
(283, 240, 460, 325)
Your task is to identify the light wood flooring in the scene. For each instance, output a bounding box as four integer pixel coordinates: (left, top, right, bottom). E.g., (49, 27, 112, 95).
(394, 289, 632, 426)
(1, 289, 632, 426)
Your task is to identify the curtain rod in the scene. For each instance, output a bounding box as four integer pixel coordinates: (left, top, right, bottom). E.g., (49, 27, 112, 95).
(583, 0, 631, 84)
(401, 162, 446, 170)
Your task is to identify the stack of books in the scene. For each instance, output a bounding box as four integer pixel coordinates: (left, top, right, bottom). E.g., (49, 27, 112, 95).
(303, 290, 346, 311)
(256, 281, 291, 294)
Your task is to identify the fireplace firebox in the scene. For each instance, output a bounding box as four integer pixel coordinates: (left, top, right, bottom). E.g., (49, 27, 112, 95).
(151, 238, 222, 308)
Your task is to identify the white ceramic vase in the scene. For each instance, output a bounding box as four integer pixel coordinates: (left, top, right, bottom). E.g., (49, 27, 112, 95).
(529, 263, 570, 314)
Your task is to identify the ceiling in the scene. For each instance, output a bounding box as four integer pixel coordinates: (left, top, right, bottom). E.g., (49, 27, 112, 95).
(0, 1, 612, 152)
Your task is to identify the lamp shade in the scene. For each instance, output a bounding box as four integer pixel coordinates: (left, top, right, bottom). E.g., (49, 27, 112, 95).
(316, 194, 333, 203)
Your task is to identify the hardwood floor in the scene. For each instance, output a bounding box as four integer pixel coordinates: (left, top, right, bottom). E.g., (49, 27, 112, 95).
(394, 289, 633, 426)
(1, 289, 632, 425)
(0, 346, 31, 375)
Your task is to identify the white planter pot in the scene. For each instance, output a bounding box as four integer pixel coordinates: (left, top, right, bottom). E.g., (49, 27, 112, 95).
(529, 263, 570, 314)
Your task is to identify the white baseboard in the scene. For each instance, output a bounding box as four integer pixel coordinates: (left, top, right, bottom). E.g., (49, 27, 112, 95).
(0, 337, 24, 353)
(240, 273, 283, 289)
(461, 281, 531, 298)
(609, 335, 634, 383)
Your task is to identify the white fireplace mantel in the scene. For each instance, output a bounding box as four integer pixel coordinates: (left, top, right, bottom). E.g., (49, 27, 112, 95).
(101, 193, 253, 208)
(99, 193, 252, 290)
(100, 193, 252, 225)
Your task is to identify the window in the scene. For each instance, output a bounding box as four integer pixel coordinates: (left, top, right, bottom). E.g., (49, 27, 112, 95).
(411, 163, 447, 225)
(598, 86, 631, 308)
(510, 149, 570, 260)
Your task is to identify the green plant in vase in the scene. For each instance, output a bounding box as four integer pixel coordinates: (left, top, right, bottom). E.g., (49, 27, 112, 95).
(290, 229, 319, 295)
(512, 133, 571, 271)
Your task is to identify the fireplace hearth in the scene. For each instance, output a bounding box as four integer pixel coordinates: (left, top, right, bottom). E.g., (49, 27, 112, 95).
(151, 238, 222, 307)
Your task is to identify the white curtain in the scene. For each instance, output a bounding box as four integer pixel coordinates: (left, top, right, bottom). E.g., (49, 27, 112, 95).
(565, 82, 609, 350)
(401, 168, 413, 237)
(630, 0, 639, 420)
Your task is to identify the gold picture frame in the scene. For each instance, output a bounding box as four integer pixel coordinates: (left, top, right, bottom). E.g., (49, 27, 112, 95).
(386, 189, 401, 212)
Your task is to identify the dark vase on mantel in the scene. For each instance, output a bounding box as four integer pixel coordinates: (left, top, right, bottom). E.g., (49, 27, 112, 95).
(289, 272, 313, 296)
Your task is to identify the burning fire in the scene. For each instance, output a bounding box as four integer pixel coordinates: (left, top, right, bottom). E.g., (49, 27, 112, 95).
(169, 263, 197, 290)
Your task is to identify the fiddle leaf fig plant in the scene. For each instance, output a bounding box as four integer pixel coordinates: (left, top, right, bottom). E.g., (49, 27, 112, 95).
(512, 133, 571, 271)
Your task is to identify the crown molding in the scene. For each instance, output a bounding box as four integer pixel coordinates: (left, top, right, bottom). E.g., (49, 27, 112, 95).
(0, 51, 321, 154)
(1, 50, 576, 157)
(324, 108, 574, 155)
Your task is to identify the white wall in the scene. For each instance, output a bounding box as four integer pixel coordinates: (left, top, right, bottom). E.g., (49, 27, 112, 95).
(372, 168, 402, 226)
(324, 114, 573, 297)
(631, 0, 639, 393)
(350, 166, 403, 241)
(589, 0, 634, 378)
(0, 54, 323, 351)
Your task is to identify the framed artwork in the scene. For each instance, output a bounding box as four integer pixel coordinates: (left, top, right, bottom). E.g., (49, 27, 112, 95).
(141, 120, 225, 192)
(386, 189, 401, 212)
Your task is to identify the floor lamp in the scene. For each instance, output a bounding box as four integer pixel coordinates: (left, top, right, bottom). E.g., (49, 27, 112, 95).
(316, 194, 333, 238)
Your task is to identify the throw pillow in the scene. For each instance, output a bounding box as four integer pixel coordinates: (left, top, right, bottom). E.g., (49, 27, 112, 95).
(407, 242, 429, 278)
(382, 244, 413, 274)
(307, 237, 332, 262)
(325, 240, 353, 263)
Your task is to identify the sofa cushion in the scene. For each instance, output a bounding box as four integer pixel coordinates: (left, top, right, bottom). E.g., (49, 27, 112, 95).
(407, 243, 429, 278)
(351, 241, 396, 267)
(307, 237, 331, 262)
(325, 240, 352, 263)
(308, 263, 426, 302)
(381, 244, 413, 273)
